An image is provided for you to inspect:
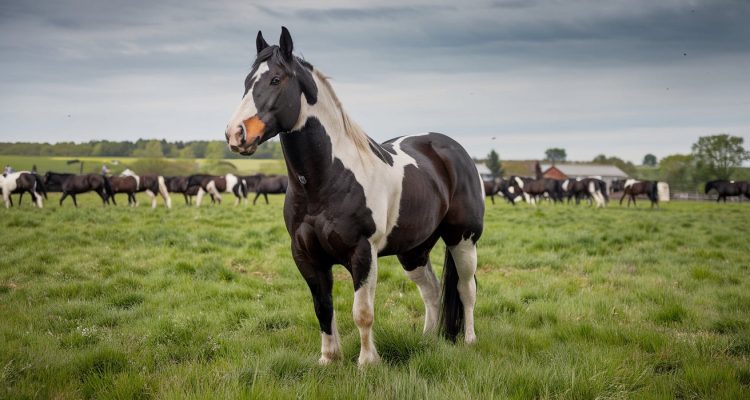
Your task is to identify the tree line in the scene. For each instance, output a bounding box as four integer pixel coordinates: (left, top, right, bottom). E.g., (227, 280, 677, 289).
(0, 139, 284, 160)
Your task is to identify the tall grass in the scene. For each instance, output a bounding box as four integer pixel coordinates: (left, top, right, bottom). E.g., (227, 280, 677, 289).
(0, 196, 748, 398)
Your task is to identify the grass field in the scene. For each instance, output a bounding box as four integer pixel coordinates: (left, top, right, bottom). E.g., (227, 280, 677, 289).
(1, 196, 749, 399)
(0, 155, 286, 175)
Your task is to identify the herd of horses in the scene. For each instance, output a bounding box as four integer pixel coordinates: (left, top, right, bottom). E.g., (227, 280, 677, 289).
(483, 176, 661, 208)
(2, 170, 749, 210)
(0, 170, 288, 208)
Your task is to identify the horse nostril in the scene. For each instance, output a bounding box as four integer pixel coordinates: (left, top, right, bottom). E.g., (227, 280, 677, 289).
(239, 124, 247, 145)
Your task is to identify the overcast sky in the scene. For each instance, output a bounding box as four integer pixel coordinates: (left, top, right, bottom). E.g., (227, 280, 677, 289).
(1, 0, 748, 162)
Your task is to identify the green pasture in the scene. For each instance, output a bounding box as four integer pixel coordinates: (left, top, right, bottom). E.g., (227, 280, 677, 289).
(1, 196, 749, 399)
(0, 155, 286, 175)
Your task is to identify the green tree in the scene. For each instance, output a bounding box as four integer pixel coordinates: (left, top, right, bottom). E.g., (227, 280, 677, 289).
(658, 154, 697, 192)
(205, 141, 227, 160)
(691, 134, 749, 180)
(643, 153, 657, 167)
(486, 150, 503, 178)
(132, 140, 164, 158)
(545, 148, 566, 164)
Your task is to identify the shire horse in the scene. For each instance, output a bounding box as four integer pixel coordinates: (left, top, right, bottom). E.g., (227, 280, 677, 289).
(44, 172, 113, 207)
(1, 172, 46, 208)
(224, 28, 484, 366)
(619, 179, 658, 207)
(705, 180, 750, 202)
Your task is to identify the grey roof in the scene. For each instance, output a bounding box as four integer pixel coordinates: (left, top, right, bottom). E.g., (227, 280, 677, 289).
(541, 163, 629, 178)
(475, 163, 491, 175)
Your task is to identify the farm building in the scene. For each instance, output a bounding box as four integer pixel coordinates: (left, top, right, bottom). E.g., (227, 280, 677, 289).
(475, 163, 493, 181)
(541, 163, 629, 190)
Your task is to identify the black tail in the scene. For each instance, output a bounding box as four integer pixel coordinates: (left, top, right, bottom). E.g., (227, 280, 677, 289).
(33, 174, 48, 199)
(439, 250, 463, 342)
(102, 176, 114, 203)
(650, 181, 659, 204)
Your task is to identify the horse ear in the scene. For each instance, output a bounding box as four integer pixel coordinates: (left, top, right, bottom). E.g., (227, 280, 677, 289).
(279, 26, 293, 61)
(256, 31, 269, 54)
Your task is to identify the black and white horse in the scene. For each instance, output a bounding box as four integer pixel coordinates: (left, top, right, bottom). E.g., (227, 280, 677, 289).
(705, 180, 750, 202)
(484, 178, 516, 205)
(562, 178, 606, 208)
(619, 179, 659, 207)
(509, 176, 563, 205)
(1, 171, 45, 208)
(192, 173, 244, 206)
(120, 169, 172, 208)
(223, 28, 484, 366)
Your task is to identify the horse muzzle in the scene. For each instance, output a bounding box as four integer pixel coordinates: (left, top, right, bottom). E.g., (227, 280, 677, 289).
(226, 115, 265, 156)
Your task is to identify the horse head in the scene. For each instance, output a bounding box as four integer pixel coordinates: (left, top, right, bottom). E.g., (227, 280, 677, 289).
(225, 27, 318, 156)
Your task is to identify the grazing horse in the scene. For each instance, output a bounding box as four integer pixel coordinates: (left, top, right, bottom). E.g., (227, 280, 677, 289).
(484, 178, 516, 205)
(509, 176, 563, 205)
(190, 173, 244, 206)
(705, 180, 750, 202)
(223, 28, 484, 366)
(1, 172, 46, 208)
(164, 176, 198, 205)
(563, 178, 606, 208)
(44, 172, 113, 207)
(252, 174, 288, 205)
(619, 179, 658, 208)
(186, 174, 217, 207)
(119, 169, 172, 208)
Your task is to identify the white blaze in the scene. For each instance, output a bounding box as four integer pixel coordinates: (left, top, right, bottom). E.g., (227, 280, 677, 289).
(227, 62, 269, 131)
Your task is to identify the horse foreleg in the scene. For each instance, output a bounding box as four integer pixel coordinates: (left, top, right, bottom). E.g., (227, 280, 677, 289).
(253, 192, 261, 206)
(264, 193, 269, 204)
(448, 238, 478, 344)
(352, 242, 380, 366)
(489, 195, 495, 205)
(59, 192, 67, 206)
(293, 229, 341, 365)
(72, 194, 78, 208)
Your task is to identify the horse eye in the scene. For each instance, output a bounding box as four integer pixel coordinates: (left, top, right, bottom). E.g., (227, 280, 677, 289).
(270, 76, 281, 85)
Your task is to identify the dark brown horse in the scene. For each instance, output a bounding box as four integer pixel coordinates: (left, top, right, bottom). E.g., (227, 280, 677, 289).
(252, 175, 288, 205)
(44, 172, 113, 207)
(108, 175, 139, 206)
(164, 176, 197, 205)
(619, 179, 658, 207)
(224, 28, 484, 366)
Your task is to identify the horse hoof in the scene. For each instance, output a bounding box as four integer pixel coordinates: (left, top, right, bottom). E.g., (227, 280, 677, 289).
(357, 352, 380, 367)
(464, 334, 477, 344)
(318, 355, 337, 365)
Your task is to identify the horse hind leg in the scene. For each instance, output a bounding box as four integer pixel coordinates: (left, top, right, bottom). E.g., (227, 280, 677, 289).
(446, 238, 478, 344)
(398, 245, 441, 334)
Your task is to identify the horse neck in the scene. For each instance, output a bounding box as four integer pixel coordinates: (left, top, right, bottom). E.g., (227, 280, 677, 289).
(281, 70, 380, 189)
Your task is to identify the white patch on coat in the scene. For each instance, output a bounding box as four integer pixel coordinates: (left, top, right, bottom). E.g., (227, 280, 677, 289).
(562, 180, 569, 192)
(157, 176, 172, 208)
(624, 179, 639, 189)
(291, 70, 422, 252)
(319, 312, 342, 365)
(227, 62, 269, 134)
(121, 169, 140, 191)
(225, 174, 238, 193)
